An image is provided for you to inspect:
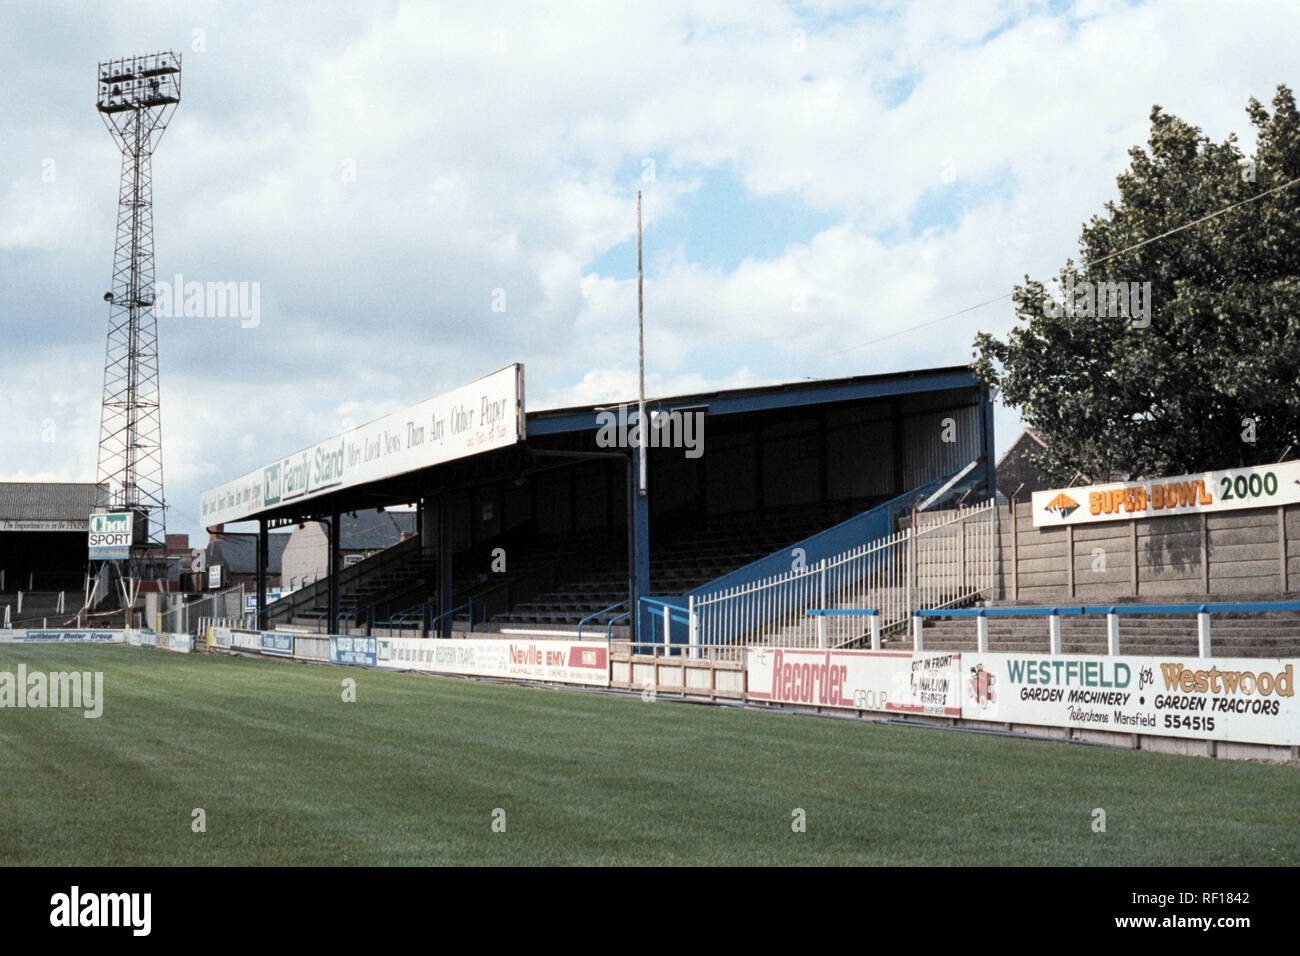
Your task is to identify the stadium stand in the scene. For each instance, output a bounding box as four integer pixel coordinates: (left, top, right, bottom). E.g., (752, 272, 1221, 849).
(0, 482, 107, 623)
(229, 365, 998, 642)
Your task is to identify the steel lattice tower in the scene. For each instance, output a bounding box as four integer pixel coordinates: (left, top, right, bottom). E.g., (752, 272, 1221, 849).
(95, 52, 181, 550)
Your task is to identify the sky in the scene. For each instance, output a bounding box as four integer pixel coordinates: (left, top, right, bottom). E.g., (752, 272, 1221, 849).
(1, 0, 1296, 541)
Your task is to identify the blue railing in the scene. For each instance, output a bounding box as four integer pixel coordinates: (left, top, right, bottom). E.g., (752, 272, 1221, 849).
(296, 609, 330, 633)
(639, 596, 690, 650)
(577, 599, 628, 640)
(384, 602, 433, 631)
(684, 462, 984, 603)
(915, 601, 1300, 617)
(428, 600, 485, 634)
(658, 461, 988, 648)
(804, 607, 882, 649)
(795, 601, 1300, 657)
(606, 610, 631, 642)
(911, 600, 1300, 657)
(806, 608, 881, 616)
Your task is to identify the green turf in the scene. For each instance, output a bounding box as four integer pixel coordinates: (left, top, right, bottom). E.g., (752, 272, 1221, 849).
(0, 644, 1296, 865)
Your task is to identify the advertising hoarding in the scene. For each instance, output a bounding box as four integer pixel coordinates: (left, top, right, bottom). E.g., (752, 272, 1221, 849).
(961, 652, 1300, 746)
(200, 364, 525, 526)
(88, 512, 134, 559)
(1031, 460, 1300, 527)
(376, 637, 608, 686)
(746, 647, 962, 716)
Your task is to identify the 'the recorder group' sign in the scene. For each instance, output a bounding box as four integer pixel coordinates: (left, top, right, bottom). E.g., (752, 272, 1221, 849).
(745, 647, 962, 716)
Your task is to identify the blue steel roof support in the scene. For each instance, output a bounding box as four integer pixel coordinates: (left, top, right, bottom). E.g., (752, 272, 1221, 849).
(979, 382, 997, 498)
(526, 367, 979, 437)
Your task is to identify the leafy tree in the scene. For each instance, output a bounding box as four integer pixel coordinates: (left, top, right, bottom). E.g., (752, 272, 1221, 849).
(973, 85, 1300, 483)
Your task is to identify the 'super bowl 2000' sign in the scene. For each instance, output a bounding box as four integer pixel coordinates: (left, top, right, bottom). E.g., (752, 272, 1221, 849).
(200, 364, 525, 527)
(1032, 459, 1300, 527)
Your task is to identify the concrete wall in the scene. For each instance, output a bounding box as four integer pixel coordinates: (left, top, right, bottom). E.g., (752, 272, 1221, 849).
(280, 521, 330, 590)
(996, 499, 1300, 604)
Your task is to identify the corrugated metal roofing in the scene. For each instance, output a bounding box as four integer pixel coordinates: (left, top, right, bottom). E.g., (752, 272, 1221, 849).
(0, 482, 108, 521)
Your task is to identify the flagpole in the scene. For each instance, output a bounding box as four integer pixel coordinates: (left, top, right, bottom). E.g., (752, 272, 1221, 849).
(637, 190, 647, 497)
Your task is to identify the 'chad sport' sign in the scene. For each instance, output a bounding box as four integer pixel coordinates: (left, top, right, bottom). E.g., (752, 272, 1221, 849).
(961, 653, 1299, 746)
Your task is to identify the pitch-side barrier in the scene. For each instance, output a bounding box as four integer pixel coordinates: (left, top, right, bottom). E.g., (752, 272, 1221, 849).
(909, 600, 1300, 655)
(198, 614, 1300, 764)
(0, 628, 192, 652)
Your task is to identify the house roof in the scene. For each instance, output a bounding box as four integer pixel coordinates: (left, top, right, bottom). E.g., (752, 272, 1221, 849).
(0, 482, 108, 522)
(995, 428, 1045, 470)
(337, 510, 417, 550)
(208, 532, 291, 575)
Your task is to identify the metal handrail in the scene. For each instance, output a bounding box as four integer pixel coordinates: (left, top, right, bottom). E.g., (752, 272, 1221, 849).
(910, 599, 1300, 659)
(428, 599, 484, 633)
(293, 608, 329, 633)
(806, 608, 880, 616)
(639, 595, 689, 617)
(914, 600, 1300, 617)
(577, 599, 627, 640)
(639, 595, 691, 650)
(383, 602, 433, 631)
(606, 610, 631, 642)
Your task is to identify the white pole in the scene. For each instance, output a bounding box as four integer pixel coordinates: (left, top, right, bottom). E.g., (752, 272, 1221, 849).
(636, 190, 647, 498)
(869, 614, 881, 651)
(1197, 612, 1211, 658)
(688, 595, 698, 659)
(1107, 613, 1120, 655)
(912, 614, 924, 651)
(976, 613, 989, 653)
(1049, 614, 1061, 655)
(906, 525, 913, 618)
(816, 614, 827, 649)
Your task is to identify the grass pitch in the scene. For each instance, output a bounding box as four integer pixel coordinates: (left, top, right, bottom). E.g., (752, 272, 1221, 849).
(0, 644, 1296, 866)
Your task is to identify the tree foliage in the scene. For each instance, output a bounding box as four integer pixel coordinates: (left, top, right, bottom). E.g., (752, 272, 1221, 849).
(973, 86, 1300, 483)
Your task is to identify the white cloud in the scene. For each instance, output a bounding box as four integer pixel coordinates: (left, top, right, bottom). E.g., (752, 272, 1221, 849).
(2, 0, 1297, 538)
